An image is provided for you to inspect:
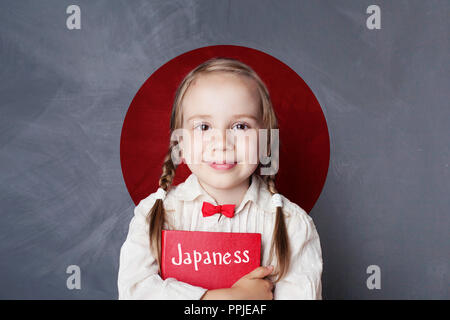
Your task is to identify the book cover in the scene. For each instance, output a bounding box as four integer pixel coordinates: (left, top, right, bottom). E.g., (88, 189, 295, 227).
(161, 230, 261, 290)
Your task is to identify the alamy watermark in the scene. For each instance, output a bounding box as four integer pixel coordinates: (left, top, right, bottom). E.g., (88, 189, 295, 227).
(366, 5, 381, 30)
(366, 265, 381, 290)
(66, 265, 81, 290)
(66, 5, 81, 30)
(169, 128, 279, 176)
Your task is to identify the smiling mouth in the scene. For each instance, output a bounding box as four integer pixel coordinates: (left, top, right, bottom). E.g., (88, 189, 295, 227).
(206, 161, 237, 170)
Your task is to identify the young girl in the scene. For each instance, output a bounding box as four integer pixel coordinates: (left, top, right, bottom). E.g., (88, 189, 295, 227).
(118, 58, 323, 300)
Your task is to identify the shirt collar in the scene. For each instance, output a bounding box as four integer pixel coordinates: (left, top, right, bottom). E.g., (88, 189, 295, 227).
(175, 172, 265, 214)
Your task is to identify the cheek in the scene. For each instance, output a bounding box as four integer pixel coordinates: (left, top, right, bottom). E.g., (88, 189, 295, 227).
(180, 131, 195, 162)
(183, 131, 210, 163)
(248, 138, 259, 164)
(235, 133, 259, 165)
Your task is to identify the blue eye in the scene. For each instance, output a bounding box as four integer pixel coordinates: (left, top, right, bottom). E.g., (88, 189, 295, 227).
(232, 123, 249, 131)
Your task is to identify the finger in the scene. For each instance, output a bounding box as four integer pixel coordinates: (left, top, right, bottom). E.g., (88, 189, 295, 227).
(248, 265, 274, 279)
(246, 266, 267, 279)
(267, 280, 274, 291)
(263, 279, 274, 292)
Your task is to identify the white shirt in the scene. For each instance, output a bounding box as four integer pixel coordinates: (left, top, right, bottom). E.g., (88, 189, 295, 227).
(118, 172, 323, 300)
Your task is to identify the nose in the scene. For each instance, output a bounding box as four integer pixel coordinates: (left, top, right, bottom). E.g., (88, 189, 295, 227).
(212, 129, 234, 152)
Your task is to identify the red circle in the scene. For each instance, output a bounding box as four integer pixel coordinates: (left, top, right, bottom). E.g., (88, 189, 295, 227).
(120, 45, 329, 213)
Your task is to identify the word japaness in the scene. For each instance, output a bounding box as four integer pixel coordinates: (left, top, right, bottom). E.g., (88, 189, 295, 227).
(171, 243, 250, 271)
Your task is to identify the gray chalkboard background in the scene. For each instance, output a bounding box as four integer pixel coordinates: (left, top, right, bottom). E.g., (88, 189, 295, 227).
(0, 0, 448, 299)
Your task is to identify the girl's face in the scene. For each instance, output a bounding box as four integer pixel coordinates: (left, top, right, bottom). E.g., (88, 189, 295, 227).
(180, 72, 263, 190)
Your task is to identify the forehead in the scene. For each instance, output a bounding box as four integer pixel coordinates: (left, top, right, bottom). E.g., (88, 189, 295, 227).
(182, 72, 261, 120)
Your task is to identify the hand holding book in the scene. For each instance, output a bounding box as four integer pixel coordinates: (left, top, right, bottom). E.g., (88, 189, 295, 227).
(201, 265, 274, 300)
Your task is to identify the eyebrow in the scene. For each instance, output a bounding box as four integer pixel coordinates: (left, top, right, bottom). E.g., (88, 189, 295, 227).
(186, 114, 259, 122)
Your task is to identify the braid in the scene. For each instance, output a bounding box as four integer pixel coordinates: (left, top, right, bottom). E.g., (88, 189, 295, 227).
(265, 174, 291, 282)
(159, 141, 177, 189)
(265, 174, 277, 194)
(148, 141, 177, 273)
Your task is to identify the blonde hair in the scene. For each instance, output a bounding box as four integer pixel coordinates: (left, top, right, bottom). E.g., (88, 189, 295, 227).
(147, 57, 290, 282)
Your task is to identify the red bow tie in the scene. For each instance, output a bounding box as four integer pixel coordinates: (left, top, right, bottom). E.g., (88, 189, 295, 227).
(201, 201, 235, 218)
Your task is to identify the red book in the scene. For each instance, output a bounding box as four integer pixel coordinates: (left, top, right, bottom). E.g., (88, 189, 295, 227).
(161, 230, 261, 290)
